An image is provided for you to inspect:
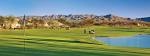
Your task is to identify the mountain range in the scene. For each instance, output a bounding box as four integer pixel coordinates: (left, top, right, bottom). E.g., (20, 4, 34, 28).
(136, 17, 150, 22)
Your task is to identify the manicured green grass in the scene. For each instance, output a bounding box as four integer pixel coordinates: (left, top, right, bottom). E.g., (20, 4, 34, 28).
(0, 26, 150, 56)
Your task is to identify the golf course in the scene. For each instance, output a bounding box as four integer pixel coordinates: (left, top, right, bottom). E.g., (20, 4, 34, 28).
(0, 26, 150, 56)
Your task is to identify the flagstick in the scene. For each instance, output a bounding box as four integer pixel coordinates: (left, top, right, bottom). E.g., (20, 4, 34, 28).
(23, 14, 26, 55)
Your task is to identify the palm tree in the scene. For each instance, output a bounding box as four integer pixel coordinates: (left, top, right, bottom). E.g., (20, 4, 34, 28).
(6, 16, 18, 29)
(0, 16, 5, 28)
(39, 19, 48, 28)
(31, 18, 39, 28)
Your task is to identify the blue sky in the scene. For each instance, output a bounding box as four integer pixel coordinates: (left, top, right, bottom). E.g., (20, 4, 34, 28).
(0, 0, 150, 18)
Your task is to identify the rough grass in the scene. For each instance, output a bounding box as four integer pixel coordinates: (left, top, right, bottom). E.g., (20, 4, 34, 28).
(0, 26, 150, 56)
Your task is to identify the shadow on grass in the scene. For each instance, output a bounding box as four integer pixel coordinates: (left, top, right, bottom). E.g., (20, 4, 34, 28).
(8, 37, 102, 45)
(108, 29, 144, 32)
(0, 45, 139, 56)
(36, 39, 102, 45)
(96, 36, 109, 37)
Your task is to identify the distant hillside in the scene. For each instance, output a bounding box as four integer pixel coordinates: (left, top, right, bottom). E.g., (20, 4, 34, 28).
(137, 17, 150, 22)
(0, 14, 150, 29)
(102, 14, 131, 21)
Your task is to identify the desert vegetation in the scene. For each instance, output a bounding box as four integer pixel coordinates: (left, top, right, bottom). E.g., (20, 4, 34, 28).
(0, 14, 150, 30)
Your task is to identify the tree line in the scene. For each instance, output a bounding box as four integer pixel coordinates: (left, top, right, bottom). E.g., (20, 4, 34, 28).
(0, 16, 150, 29)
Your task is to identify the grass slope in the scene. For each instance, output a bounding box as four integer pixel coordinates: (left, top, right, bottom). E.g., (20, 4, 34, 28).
(0, 26, 150, 56)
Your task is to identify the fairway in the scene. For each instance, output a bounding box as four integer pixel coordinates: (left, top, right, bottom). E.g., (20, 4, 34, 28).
(0, 26, 150, 56)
